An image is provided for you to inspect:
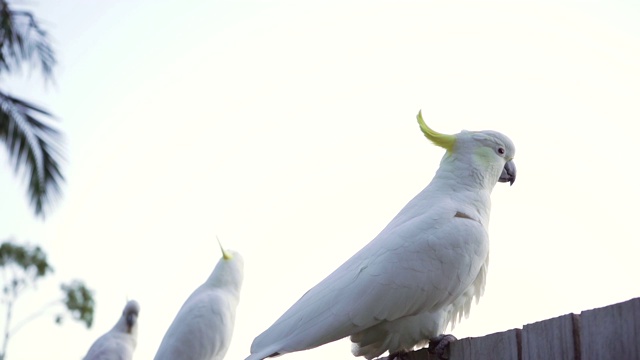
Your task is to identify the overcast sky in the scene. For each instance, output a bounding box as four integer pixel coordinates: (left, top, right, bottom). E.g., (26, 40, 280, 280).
(1, 1, 640, 359)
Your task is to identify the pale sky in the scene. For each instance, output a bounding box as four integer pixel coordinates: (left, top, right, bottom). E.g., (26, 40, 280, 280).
(1, 1, 640, 359)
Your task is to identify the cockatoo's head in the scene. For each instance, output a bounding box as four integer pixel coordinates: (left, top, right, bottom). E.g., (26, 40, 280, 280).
(211, 237, 244, 293)
(417, 110, 516, 187)
(122, 300, 140, 334)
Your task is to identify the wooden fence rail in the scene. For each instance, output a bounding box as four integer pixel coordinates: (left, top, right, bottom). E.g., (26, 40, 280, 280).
(379, 297, 640, 360)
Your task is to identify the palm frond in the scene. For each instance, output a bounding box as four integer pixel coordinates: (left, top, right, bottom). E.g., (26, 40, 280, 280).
(0, 1, 56, 79)
(0, 91, 64, 218)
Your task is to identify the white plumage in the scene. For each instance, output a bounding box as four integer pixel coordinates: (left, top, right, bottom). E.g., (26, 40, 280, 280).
(247, 112, 516, 359)
(154, 243, 244, 360)
(83, 300, 140, 360)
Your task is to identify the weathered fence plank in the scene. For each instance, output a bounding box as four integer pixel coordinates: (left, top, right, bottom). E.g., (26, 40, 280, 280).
(521, 313, 578, 360)
(373, 297, 640, 360)
(448, 329, 520, 360)
(378, 348, 439, 360)
(579, 297, 640, 360)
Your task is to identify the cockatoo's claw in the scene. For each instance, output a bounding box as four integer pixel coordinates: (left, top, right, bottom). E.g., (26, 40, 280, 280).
(387, 350, 409, 360)
(428, 334, 457, 360)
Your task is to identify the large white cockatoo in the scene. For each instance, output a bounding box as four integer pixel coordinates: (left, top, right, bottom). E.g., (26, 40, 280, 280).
(154, 240, 244, 360)
(83, 300, 140, 360)
(247, 111, 516, 360)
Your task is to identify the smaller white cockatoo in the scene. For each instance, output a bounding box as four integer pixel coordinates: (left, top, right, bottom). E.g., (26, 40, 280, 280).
(154, 239, 244, 360)
(83, 300, 140, 360)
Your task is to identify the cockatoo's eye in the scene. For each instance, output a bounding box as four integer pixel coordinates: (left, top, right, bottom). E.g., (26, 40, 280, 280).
(497, 147, 505, 155)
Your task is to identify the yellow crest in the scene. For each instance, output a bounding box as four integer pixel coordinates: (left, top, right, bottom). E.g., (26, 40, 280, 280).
(216, 236, 233, 260)
(416, 110, 455, 151)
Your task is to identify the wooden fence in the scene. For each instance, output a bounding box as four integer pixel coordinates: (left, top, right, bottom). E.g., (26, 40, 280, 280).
(379, 297, 639, 360)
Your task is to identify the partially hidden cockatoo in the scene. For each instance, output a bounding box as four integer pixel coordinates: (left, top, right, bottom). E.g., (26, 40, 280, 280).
(154, 239, 244, 360)
(83, 300, 140, 360)
(246, 111, 516, 360)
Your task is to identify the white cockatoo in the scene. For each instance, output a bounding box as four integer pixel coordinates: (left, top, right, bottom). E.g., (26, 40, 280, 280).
(247, 111, 516, 360)
(83, 300, 140, 360)
(154, 239, 244, 360)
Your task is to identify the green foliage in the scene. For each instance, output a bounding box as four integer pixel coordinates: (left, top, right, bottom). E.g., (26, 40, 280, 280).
(0, 93, 65, 217)
(0, 241, 53, 297)
(0, 0, 56, 77)
(0, 0, 65, 218)
(0, 240, 95, 357)
(60, 280, 94, 328)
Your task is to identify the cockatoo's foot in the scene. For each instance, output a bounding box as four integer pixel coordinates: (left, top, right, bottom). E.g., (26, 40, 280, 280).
(387, 350, 409, 360)
(428, 334, 457, 360)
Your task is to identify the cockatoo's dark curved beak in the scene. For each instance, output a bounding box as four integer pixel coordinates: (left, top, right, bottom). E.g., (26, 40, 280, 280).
(499, 160, 516, 186)
(126, 312, 137, 328)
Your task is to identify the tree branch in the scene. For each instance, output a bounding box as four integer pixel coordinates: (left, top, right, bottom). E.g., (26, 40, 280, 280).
(1, 295, 13, 360)
(8, 298, 59, 336)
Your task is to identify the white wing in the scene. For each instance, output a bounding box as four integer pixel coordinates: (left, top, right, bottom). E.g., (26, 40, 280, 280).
(155, 288, 237, 360)
(248, 189, 489, 359)
(84, 332, 134, 360)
